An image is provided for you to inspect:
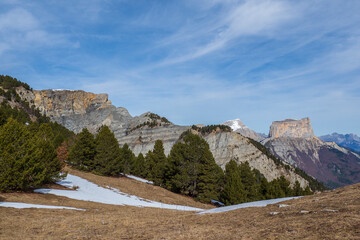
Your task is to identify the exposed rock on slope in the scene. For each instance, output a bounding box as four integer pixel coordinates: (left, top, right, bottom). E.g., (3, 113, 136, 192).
(200, 130, 307, 187)
(269, 117, 314, 139)
(320, 133, 360, 153)
(263, 118, 360, 188)
(18, 88, 313, 188)
(222, 119, 265, 141)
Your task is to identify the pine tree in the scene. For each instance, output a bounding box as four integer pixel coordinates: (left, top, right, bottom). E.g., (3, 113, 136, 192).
(132, 153, 147, 178)
(166, 133, 223, 202)
(220, 159, 246, 205)
(0, 119, 62, 192)
(146, 140, 167, 185)
(238, 162, 261, 202)
(28, 123, 62, 184)
(0, 118, 32, 191)
(120, 143, 135, 174)
(268, 178, 286, 198)
(293, 180, 303, 196)
(278, 176, 292, 197)
(93, 126, 122, 176)
(68, 128, 96, 171)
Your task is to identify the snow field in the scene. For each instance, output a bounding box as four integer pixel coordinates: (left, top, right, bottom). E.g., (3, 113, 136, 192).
(198, 196, 301, 214)
(0, 202, 85, 210)
(34, 174, 203, 212)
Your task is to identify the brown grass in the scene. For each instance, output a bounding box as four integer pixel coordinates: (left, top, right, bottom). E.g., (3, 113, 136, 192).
(0, 169, 359, 239)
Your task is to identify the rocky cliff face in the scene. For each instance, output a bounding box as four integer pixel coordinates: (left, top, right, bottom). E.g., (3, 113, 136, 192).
(263, 118, 360, 188)
(201, 131, 307, 187)
(222, 119, 265, 141)
(18, 87, 312, 187)
(269, 118, 314, 139)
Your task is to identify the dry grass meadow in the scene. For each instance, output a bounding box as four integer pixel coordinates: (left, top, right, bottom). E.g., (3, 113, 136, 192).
(1, 168, 359, 239)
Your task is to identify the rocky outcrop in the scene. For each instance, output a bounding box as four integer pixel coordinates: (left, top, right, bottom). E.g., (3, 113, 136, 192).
(18, 87, 312, 188)
(269, 118, 314, 139)
(202, 131, 307, 187)
(263, 118, 360, 188)
(222, 119, 265, 141)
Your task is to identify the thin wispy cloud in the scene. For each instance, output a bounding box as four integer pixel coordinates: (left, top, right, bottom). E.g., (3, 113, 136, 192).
(0, 0, 359, 136)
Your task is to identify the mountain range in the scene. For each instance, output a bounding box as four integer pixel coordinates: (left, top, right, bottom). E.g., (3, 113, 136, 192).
(320, 133, 360, 153)
(15, 87, 360, 189)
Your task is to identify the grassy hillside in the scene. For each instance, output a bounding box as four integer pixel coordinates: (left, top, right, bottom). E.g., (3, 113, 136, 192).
(0, 169, 359, 239)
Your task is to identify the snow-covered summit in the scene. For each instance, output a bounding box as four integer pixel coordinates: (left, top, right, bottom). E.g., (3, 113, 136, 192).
(222, 119, 265, 142)
(223, 119, 249, 131)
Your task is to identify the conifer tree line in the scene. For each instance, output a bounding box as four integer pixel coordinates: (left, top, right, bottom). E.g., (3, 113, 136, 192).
(67, 128, 312, 204)
(0, 75, 314, 202)
(0, 76, 74, 192)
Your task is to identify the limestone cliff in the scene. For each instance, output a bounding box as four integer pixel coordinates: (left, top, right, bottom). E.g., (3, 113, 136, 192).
(269, 118, 314, 139)
(263, 118, 360, 188)
(202, 131, 307, 187)
(18, 87, 312, 188)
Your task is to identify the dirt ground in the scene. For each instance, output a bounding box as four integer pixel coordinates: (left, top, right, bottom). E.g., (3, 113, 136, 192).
(0, 169, 359, 239)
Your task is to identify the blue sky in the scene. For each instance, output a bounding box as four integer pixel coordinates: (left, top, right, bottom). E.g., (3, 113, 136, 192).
(0, 0, 360, 136)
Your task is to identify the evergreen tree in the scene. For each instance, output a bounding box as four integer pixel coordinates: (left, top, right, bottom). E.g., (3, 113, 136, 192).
(120, 143, 135, 174)
(132, 153, 147, 178)
(268, 178, 286, 198)
(166, 133, 223, 202)
(293, 180, 303, 196)
(0, 118, 62, 192)
(239, 162, 261, 201)
(93, 126, 122, 176)
(146, 140, 167, 185)
(68, 128, 96, 171)
(28, 123, 62, 184)
(259, 177, 271, 199)
(0, 118, 32, 191)
(278, 176, 292, 197)
(220, 159, 246, 205)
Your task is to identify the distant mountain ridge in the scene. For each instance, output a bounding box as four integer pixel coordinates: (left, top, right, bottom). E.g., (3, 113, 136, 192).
(16, 87, 317, 189)
(262, 118, 360, 189)
(320, 133, 360, 153)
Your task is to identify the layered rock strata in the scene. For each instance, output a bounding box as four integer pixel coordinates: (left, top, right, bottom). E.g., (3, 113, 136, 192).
(263, 118, 360, 188)
(17, 87, 311, 187)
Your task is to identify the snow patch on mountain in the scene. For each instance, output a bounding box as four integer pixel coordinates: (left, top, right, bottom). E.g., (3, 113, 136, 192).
(0, 202, 85, 210)
(198, 197, 301, 214)
(34, 174, 203, 212)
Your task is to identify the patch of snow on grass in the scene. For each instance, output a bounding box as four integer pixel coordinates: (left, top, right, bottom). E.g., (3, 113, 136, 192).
(198, 197, 301, 214)
(34, 174, 202, 212)
(125, 175, 154, 184)
(0, 202, 85, 211)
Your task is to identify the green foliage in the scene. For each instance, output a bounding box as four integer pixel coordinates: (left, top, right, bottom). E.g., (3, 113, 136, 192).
(120, 143, 135, 175)
(146, 113, 170, 123)
(238, 162, 261, 201)
(130, 113, 171, 132)
(93, 126, 122, 176)
(165, 133, 223, 202)
(145, 140, 167, 185)
(68, 128, 97, 171)
(0, 118, 63, 192)
(220, 160, 246, 205)
(0, 101, 31, 126)
(0, 75, 31, 90)
(191, 124, 232, 134)
(131, 153, 147, 178)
